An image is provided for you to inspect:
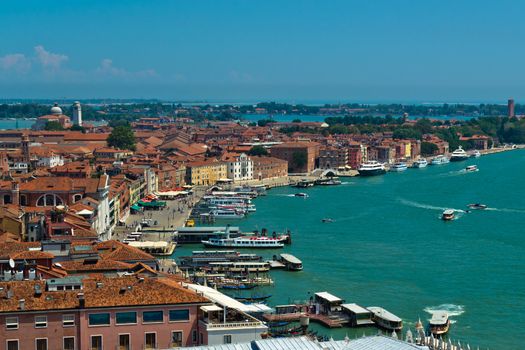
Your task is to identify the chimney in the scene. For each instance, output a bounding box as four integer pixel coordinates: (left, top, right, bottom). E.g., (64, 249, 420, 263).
(77, 293, 85, 308)
(18, 299, 25, 310)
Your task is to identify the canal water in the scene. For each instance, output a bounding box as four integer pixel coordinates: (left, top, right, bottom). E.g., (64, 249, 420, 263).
(172, 149, 525, 349)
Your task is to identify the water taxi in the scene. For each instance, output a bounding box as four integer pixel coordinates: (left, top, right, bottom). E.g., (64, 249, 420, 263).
(357, 161, 386, 176)
(294, 179, 315, 188)
(294, 193, 309, 198)
(450, 146, 469, 162)
(367, 306, 403, 331)
(321, 218, 334, 223)
(467, 203, 487, 210)
(412, 158, 428, 168)
(465, 165, 478, 172)
(390, 162, 408, 172)
(442, 209, 455, 221)
(429, 311, 451, 335)
(431, 155, 450, 165)
(279, 253, 303, 271)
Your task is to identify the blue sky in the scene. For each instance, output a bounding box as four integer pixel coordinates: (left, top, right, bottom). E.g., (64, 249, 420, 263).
(1, 0, 524, 103)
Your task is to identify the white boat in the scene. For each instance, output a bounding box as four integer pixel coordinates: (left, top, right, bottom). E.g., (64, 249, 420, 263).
(442, 209, 455, 221)
(450, 146, 469, 162)
(471, 150, 481, 158)
(412, 158, 428, 168)
(431, 155, 450, 165)
(279, 253, 303, 271)
(210, 209, 245, 219)
(294, 193, 308, 198)
(358, 161, 386, 176)
(202, 235, 285, 248)
(465, 165, 478, 172)
(367, 306, 403, 331)
(390, 162, 408, 172)
(429, 311, 451, 335)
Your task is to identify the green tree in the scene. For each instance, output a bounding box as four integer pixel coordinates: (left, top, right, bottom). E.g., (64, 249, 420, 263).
(292, 119, 302, 123)
(257, 119, 274, 127)
(70, 124, 86, 133)
(421, 142, 438, 156)
(247, 145, 268, 156)
(44, 121, 64, 131)
(107, 125, 136, 151)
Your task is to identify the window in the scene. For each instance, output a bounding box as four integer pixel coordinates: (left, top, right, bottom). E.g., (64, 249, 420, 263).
(35, 338, 47, 350)
(171, 331, 183, 347)
(142, 311, 163, 323)
(192, 330, 198, 344)
(118, 334, 130, 350)
(5, 317, 18, 330)
(35, 316, 47, 328)
(63, 337, 75, 350)
(90, 335, 102, 350)
(224, 335, 232, 344)
(36, 194, 63, 207)
(6, 340, 18, 350)
(145, 333, 156, 349)
(169, 309, 189, 322)
(116, 312, 136, 325)
(88, 313, 110, 326)
(61, 314, 75, 327)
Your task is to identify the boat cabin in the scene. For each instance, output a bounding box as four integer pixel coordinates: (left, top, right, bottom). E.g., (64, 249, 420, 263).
(314, 292, 345, 314)
(342, 303, 374, 327)
(367, 306, 403, 331)
(279, 253, 303, 271)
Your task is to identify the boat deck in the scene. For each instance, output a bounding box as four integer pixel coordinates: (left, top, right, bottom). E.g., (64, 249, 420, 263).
(263, 312, 346, 328)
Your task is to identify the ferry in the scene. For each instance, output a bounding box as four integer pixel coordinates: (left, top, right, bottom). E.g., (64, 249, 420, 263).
(202, 236, 285, 248)
(431, 155, 450, 165)
(390, 162, 408, 172)
(357, 161, 386, 176)
(465, 165, 478, 172)
(210, 209, 246, 220)
(412, 158, 428, 168)
(450, 146, 469, 162)
(467, 203, 487, 210)
(208, 261, 270, 273)
(442, 209, 455, 221)
(429, 311, 451, 335)
(367, 306, 403, 331)
(279, 253, 303, 271)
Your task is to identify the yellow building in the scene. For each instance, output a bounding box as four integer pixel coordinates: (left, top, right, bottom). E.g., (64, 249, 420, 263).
(0, 206, 25, 240)
(185, 160, 227, 186)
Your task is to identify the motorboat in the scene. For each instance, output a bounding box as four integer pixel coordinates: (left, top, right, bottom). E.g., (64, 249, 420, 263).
(358, 161, 386, 176)
(450, 146, 469, 162)
(390, 162, 408, 172)
(431, 155, 450, 165)
(465, 165, 478, 172)
(321, 218, 334, 223)
(412, 158, 428, 168)
(467, 203, 487, 210)
(294, 193, 309, 198)
(429, 311, 451, 336)
(471, 150, 481, 158)
(442, 209, 455, 221)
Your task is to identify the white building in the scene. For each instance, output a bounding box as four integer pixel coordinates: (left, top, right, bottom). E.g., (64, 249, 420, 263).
(224, 153, 254, 182)
(37, 153, 64, 168)
(72, 101, 82, 126)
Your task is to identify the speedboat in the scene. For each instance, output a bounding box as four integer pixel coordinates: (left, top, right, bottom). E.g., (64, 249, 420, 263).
(465, 165, 478, 172)
(471, 150, 481, 158)
(429, 311, 451, 336)
(412, 159, 428, 168)
(442, 209, 455, 221)
(321, 218, 334, 223)
(431, 155, 450, 165)
(467, 203, 487, 210)
(450, 146, 469, 162)
(294, 193, 308, 198)
(390, 162, 408, 172)
(358, 161, 386, 176)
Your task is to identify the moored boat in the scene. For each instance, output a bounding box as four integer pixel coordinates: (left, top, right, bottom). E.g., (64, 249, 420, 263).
(431, 155, 450, 165)
(390, 162, 408, 172)
(471, 150, 481, 158)
(367, 306, 403, 331)
(450, 146, 469, 162)
(279, 253, 303, 271)
(442, 209, 455, 221)
(358, 161, 386, 176)
(412, 158, 428, 168)
(429, 311, 451, 335)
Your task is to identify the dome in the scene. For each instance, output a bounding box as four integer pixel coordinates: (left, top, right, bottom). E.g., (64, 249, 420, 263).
(50, 103, 63, 115)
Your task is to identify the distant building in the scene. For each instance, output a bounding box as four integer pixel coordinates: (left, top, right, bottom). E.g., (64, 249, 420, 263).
(252, 156, 288, 180)
(318, 146, 348, 169)
(185, 159, 228, 186)
(33, 103, 73, 130)
(72, 101, 82, 126)
(270, 142, 320, 174)
(222, 153, 254, 182)
(508, 98, 515, 117)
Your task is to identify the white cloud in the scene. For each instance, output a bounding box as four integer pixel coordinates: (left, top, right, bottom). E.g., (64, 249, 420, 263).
(0, 53, 31, 73)
(34, 45, 68, 70)
(96, 58, 157, 79)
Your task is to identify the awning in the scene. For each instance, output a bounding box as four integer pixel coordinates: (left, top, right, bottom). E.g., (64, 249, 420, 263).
(131, 204, 142, 211)
(200, 305, 223, 312)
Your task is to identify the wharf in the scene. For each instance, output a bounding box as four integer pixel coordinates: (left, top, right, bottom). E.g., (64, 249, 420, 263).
(263, 312, 346, 328)
(268, 260, 285, 269)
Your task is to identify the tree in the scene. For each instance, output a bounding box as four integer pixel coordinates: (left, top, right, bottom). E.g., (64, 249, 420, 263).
(292, 119, 302, 123)
(421, 142, 438, 156)
(44, 121, 64, 131)
(247, 145, 268, 156)
(257, 119, 274, 127)
(70, 124, 86, 133)
(107, 125, 136, 151)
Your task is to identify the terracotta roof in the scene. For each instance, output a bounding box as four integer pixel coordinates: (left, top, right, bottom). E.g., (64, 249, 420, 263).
(59, 259, 133, 273)
(95, 241, 156, 262)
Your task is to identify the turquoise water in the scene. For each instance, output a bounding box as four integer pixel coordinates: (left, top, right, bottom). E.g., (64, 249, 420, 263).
(0, 119, 36, 129)
(240, 113, 475, 123)
(173, 150, 525, 349)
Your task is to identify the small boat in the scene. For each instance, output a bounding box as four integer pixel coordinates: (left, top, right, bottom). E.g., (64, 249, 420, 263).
(442, 209, 455, 221)
(321, 218, 334, 223)
(220, 284, 256, 290)
(412, 158, 428, 168)
(315, 177, 342, 185)
(471, 150, 481, 158)
(358, 161, 386, 176)
(390, 162, 408, 172)
(465, 165, 478, 172)
(467, 203, 487, 210)
(367, 306, 403, 331)
(210, 209, 246, 219)
(429, 311, 451, 335)
(431, 155, 450, 165)
(450, 146, 469, 162)
(294, 193, 309, 198)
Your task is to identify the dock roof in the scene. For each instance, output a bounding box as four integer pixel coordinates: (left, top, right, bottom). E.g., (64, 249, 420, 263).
(342, 303, 371, 314)
(315, 291, 343, 303)
(279, 253, 301, 264)
(367, 306, 402, 322)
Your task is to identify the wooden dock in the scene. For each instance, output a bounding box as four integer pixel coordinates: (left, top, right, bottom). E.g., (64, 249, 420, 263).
(263, 312, 346, 328)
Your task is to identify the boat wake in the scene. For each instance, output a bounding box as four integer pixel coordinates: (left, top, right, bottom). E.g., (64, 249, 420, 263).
(484, 207, 525, 214)
(398, 198, 466, 213)
(424, 304, 465, 324)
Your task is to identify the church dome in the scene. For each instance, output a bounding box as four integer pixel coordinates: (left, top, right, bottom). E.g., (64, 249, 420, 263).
(50, 103, 63, 115)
